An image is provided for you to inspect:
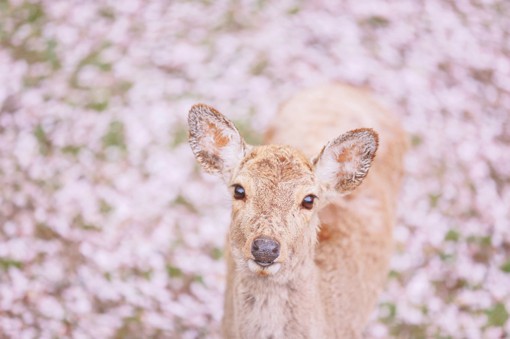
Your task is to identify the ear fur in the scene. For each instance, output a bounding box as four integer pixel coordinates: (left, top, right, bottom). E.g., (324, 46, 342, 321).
(313, 128, 378, 194)
(188, 104, 247, 178)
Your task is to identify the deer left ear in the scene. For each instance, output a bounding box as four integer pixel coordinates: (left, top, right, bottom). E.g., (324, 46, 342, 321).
(188, 104, 247, 178)
(313, 128, 379, 194)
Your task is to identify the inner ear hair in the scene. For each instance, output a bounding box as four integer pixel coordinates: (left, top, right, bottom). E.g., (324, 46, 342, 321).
(315, 128, 379, 194)
(188, 104, 247, 176)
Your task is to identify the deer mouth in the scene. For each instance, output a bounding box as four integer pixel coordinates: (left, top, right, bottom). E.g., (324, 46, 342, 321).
(248, 259, 281, 275)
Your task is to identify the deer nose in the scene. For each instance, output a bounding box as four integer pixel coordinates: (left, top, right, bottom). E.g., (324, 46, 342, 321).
(251, 237, 280, 265)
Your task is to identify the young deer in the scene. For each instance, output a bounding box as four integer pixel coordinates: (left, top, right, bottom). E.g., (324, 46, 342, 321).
(188, 84, 407, 338)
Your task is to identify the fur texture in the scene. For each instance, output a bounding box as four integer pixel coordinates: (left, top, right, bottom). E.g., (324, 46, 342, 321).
(314, 128, 379, 193)
(188, 104, 247, 180)
(188, 84, 407, 338)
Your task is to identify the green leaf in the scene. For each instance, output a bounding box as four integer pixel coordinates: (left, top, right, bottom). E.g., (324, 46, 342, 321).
(102, 120, 126, 150)
(445, 230, 460, 242)
(287, 6, 301, 15)
(62, 145, 81, 156)
(211, 247, 223, 260)
(361, 16, 390, 28)
(99, 199, 113, 215)
(411, 134, 423, 147)
(170, 125, 188, 148)
(429, 193, 441, 208)
(26, 2, 44, 23)
(233, 119, 263, 145)
(0, 257, 23, 271)
(194, 275, 205, 285)
(166, 265, 182, 278)
(388, 270, 399, 279)
(439, 252, 455, 262)
(86, 100, 109, 112)
(45, 39, 61, 70)
(486, 303, 509, 327)
(380, 302, 396, 323)
(34, 124, 52, 155)
(172, 195, 197, 213)
(480, 236, 492, 247)
(250, 57, 268, 75)
(500, 260, 510, 273)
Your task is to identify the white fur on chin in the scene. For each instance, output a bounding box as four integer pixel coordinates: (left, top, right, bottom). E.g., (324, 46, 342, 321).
(247, 260, 281, 275)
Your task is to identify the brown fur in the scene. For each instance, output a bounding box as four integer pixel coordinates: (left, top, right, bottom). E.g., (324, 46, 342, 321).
(188, 84, 407, 338)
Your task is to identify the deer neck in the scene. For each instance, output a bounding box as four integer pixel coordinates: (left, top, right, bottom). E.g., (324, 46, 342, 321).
(231, 244, 326, 337)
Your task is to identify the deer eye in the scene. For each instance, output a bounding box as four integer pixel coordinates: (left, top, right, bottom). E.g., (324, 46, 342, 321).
(233, 185, 246, 200)
(301, 195, 316, 210)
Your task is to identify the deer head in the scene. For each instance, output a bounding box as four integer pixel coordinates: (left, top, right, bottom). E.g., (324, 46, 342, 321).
(188, 104, 378, 279)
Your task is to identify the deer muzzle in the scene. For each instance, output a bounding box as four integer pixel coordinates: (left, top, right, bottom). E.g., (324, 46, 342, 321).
(251, 236, 280, 266)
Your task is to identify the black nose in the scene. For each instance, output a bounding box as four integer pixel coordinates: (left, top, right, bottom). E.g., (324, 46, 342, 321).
(251, 237, 280, 265)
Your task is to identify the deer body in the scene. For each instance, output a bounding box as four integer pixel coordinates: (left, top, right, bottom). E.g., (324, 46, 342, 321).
(188, 84, 407, 338)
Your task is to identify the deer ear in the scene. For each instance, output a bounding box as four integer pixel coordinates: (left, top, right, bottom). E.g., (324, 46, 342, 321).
(188, 104, 247, 177)
(313, 128, 378, 194)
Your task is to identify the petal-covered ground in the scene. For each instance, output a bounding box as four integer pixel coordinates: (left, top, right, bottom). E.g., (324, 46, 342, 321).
(1, 0, 509, 338)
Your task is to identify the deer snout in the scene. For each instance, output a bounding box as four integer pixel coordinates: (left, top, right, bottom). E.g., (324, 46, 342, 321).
(251, 237, 280, 266)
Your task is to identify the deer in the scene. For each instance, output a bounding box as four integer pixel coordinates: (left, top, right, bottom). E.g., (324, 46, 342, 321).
(188, 83, 407, 338)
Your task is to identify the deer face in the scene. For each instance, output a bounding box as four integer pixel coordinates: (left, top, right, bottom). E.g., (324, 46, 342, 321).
(228, 145, 321, 276)
(188, 104, 378, 278)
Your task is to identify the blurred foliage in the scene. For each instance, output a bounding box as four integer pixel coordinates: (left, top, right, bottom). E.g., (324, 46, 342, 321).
(103, 121, 126, 150)
(1, 0, 510, 338)
(0, 257, 23, 271)
(486, 304, 509, 327)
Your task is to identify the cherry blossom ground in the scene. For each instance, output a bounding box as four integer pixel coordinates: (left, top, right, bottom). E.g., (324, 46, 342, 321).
(1, 0, 509, 338)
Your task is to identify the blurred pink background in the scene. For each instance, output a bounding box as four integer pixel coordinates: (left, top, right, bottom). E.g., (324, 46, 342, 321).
(1, 0, 509, 338)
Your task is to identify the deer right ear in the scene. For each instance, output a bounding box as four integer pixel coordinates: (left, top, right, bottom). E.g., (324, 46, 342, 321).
(188, 104, 247, 178)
